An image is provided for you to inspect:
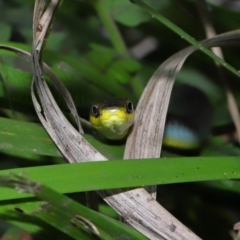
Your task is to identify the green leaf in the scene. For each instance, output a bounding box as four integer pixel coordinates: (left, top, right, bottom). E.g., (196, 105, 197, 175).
(0, 117, 61, 158)
(107, 58, 141, 84)
(0, 156, 239, 201)
(84, 134, 125, 160)
(0, 174, 147, 240)
(0, 65, 32, 106)
(0, 200, 72, 239)
(44, 50, 133, 98)
(109, 0, 150, 27)
(0, 117, 124, 160)
(87, 43, 141, 84)
(87, 43, 116, 68)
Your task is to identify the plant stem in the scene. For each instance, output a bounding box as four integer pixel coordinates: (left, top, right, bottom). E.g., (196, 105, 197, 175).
(93, 0, 129, 58)
(93, 0, 143, 98)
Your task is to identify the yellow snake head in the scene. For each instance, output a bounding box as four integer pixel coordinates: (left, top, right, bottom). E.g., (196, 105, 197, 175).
(89, 98, 135, 140)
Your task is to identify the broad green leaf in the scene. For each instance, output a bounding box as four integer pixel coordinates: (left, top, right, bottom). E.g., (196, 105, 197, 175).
(0, 65, 32, 106)
(109, 0, 150, 27)
(0, 117, 61, 158)
(0, 156, 239, 201)
(0, 117, 124, 160)
(84, 134, 125, 160)
(0, 175, 147, 240)
(0, 200, 73, 239)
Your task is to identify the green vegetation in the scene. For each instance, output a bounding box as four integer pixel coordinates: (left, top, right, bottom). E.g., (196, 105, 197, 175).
(0, 0, 240, 239)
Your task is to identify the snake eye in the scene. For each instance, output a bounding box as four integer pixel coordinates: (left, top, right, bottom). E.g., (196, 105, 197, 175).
(91, 105, 99, 117)
(126, 101, 134, 113)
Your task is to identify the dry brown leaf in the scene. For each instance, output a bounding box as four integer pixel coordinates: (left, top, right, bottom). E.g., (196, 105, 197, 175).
(2, 0, 240, 238)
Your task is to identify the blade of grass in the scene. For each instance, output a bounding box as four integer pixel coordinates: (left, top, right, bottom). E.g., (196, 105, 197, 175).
(0, 174, 147, 240)
(93, 0, 129, 58)
(0, 156, 239, 201)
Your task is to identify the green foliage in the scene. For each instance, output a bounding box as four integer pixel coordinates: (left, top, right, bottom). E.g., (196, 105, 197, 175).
(0, 65, 32, 107)
(0, 174, 147, 239)
(87, 43, 141, 84)
(0, 156, 240, 202)
(0, 0, 240, 239)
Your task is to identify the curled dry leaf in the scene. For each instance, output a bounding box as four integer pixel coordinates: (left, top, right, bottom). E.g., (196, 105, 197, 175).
(28, 3, 240, 238)
(123, 30, 240, 239)
(124, 29, 240, 159)
(2, 0, 240, 238)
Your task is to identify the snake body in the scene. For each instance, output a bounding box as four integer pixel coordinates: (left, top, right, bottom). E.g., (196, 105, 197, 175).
(90, 86, 211, 149)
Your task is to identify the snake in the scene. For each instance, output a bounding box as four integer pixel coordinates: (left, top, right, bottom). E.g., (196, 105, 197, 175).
(89, 86, 211, 149)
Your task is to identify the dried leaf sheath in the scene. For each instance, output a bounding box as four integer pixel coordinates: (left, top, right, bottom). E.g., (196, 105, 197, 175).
(125, 30, 240, 159)
(0, 29, 237, 240)
(0, 41, 181, 239)
(28, 1, 240, 239)
(30, 1, 196, 239)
